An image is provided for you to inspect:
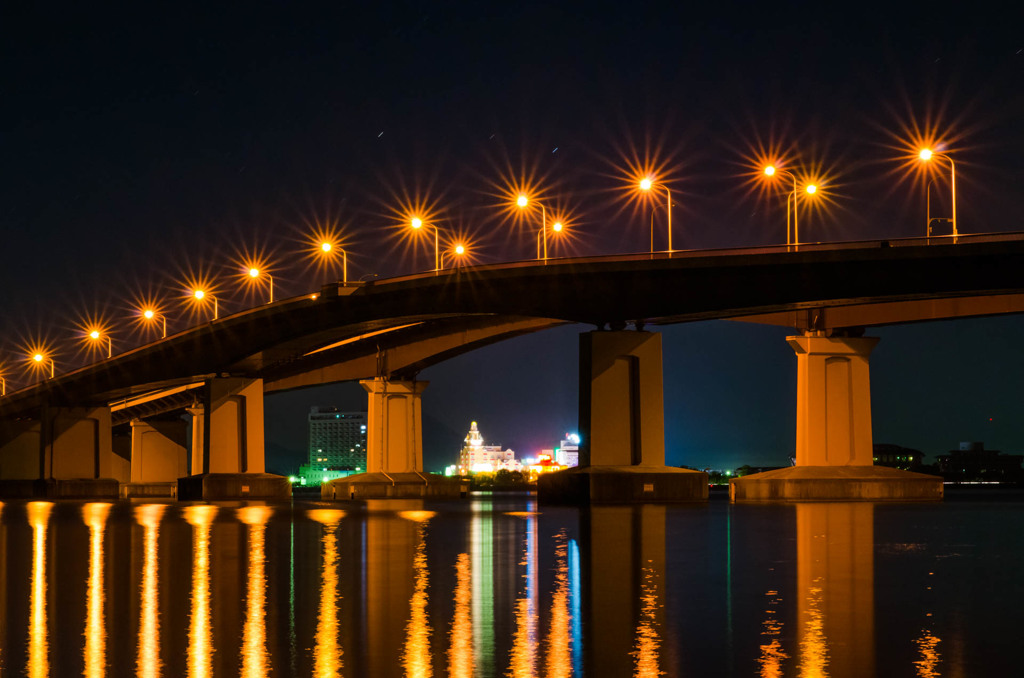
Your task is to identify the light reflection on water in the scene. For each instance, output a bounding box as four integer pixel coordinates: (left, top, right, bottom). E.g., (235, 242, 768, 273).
(135, 504, 166, 678)
(82, 503, 112, 678)
(309, 509, 345, 678)
(2, 496, 1022, 676)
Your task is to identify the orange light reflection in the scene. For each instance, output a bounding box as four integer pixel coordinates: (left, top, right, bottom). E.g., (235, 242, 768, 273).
(448, 552, 474, 678)
(185, 505, 218, 678)
(545, 532, 571, 678)
(402, 515, 433, 678)
(239, 506, 273, 678)
(757, 590, 789, 678)
(631, 563, 663, 678)
(83, 503, 112, 678)
(309, 509, 346, 678)
(27, 501, 53, 678)
(135, 504, 166, 678)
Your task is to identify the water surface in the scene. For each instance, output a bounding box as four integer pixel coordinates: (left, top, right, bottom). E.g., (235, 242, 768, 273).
(0, 493, 1020, 676)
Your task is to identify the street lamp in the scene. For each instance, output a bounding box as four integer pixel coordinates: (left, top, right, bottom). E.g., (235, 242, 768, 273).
(1, 374, 5, 396)
(87, 329, 112, 358)
(440, 243, 467, 269)
(638, 177, 674, 253)
(192, 289, 218, 320)
(516, 195, 555, 261)
(763, 166, 818, 247)
(410, 217, 440, 272)
(248, 267, 274, 303)
(142, 308, 167, 338)
(31, 353, 54, 379)
(918, 148, 957, 239)
(318, 241, 348, 284)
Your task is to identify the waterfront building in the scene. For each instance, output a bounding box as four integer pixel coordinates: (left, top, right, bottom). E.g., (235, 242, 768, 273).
(555, 433, 580, 467)
(458, 421, 517, 473)
(297, 407, 367, 485)
(872, 443, 924, 471)
(935, 441, 1024, 482)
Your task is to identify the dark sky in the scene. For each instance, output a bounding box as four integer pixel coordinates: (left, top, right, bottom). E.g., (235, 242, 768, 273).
(2, 2, 1023, 472)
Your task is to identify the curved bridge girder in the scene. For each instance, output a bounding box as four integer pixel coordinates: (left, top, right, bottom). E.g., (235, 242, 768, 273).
(2, 234, 1024, 418)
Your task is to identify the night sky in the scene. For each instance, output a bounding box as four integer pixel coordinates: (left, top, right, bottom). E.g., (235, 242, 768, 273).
(2, 3, 1023, 472)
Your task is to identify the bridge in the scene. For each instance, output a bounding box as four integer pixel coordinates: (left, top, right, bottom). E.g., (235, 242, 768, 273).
(3, 232, 1024, 500)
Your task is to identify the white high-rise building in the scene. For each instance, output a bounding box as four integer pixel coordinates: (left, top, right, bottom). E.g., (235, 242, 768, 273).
(555, 433, 580, 467)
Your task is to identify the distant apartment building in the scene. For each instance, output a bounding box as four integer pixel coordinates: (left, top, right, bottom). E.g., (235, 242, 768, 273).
(297, 407, 367, 485)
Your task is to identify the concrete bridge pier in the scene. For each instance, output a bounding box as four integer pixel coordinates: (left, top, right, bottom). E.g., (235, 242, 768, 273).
(121, 417, 187, 498)
(0, 406, 120, 498)
(178, 377, 290, 500)
(538, 330, 708, 503)
(324, 378, 466, 500)
(730, 332, 942, 501)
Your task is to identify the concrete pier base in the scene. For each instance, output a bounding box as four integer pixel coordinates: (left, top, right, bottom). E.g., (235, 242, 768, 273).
(729, 466, 943, 502)
(0, 478, 120, 499)
(120, 481, 178, 499)
(323, 472, 468, 500)
(177, 473, 290, 500)
(538, 465, 708, 503)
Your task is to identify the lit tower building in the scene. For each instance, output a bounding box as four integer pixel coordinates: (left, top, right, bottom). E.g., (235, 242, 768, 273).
(459, 421, 517, 473)
(555, 434, 581, 468)
(297, 407, 368, 485)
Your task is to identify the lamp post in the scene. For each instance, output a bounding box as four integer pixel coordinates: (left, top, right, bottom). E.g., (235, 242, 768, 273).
(516, 195, 556, 261)
(193, 289, 218, 320)
(32, 353, 54, 379)
(763, 166, 817, 247)
(88, 330, 112, 358)
(248, 268, 274, 303)
(1, 375, 5, 396)
(142, 309, 167, 338)
(319, 242, 348, 284)
(410, 218, 439, 272)
(639, 177, 673, 253)
(918, 149, 957, 240)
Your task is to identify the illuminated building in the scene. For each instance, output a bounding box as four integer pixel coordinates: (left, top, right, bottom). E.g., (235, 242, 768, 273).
(555, 434, 580, 468)
(298, 407, 367, 485)
(458, 421, 517, 473)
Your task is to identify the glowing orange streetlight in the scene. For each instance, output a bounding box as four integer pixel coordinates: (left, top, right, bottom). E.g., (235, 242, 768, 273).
(762, 166, 819, 247)
(440, 243, 468, 269)
(317, 241, 348, 284)
(31, 352, 54, 379)
(247, 267, 274, 303)
(409, 217, 441, 272)
(87, 329, 112, 359)
(918, 148, 957, 239)
(638, 176, 674, 253)
(192, 288, 218, 320)
(141, 308, 167, 338)
(0, 371, 6, 396)
(516, 195, 558, 261)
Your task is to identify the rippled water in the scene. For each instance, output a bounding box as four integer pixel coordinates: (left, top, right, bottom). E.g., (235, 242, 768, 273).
(0, 493, 1021, 676)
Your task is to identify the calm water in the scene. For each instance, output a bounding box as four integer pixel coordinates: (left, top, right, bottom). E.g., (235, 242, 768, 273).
(0, 493, 1021, 677)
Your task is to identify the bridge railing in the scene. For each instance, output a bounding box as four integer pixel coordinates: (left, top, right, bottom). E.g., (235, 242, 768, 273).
(373, 231, 1024, 286)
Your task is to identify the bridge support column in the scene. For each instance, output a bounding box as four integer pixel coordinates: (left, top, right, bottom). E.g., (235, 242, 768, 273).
(0, 407, 119, 498)
(178, 377, 289, 500)
(323, 378, 466, 500)
(123, 417, 187, 498)
(539, 330, 707, 503)
(731, 333, 943, 501)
